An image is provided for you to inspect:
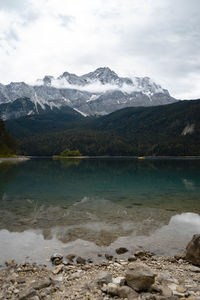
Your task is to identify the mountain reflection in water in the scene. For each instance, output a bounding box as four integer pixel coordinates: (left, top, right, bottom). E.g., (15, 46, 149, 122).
(0, 212, 199, 266)
(0, 157, 200, 265)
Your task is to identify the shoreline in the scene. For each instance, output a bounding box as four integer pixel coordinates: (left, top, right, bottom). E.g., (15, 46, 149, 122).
(1, 249, 199, 299)
(0, 156, 29, 164)
(25, 155, 200, 160)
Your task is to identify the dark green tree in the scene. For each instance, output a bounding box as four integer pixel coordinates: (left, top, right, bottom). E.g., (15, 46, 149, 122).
(0, 119, 17, 157)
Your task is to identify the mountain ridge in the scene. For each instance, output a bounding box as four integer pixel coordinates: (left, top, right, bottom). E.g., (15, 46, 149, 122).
(0, 67, 176, 120)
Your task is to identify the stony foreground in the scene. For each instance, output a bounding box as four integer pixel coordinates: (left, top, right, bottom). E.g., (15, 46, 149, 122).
(0, 249, 200, 300)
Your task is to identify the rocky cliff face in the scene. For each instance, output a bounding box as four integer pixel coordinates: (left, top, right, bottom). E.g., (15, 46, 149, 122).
(0, 67, 177, 120)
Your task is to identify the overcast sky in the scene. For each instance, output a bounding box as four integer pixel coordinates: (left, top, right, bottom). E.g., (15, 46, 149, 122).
(0, 0, 199, 99)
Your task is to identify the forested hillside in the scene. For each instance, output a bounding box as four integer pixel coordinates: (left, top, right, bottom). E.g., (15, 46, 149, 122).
(5, 104, 85, 138)
(6, 99, 200, 156)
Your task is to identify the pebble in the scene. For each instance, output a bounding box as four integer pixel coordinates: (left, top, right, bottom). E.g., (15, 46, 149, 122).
(113, 262, 123, 268)
(176, 285, 187, 293)
(52, 264, 64, 275)
(69, 270, 82, 280)
(96, 271, 112, 286)
(168, 283, 178, 292)
(120, 261, 128, 265)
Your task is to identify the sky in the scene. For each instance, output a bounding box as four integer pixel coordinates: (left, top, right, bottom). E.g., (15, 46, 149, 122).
(0, 0, 199, 99)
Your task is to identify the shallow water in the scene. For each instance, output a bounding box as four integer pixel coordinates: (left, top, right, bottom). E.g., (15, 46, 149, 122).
(0, 157, 200, 265)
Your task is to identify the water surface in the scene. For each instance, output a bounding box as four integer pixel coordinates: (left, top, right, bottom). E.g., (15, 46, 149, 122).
(0, 157, 200, 265)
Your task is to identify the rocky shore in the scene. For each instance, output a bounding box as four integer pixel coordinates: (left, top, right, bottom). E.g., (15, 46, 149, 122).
(0, 235, 200, 300)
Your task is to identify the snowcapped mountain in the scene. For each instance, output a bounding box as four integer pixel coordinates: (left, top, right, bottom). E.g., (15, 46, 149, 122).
(0, 67, 177, 120)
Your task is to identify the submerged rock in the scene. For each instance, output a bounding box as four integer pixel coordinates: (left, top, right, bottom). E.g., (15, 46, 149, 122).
(105, 254, 113, 261)
(128, 255, 137, 262)
(186, 234, 200, 265)
(133, 249, 153, 258)
(50, 253, 63, 265)
(5, 258, 15, 267)
(66, 254, 76, 262)
(76, 256, 86, 264)
(116, 247, 129, 255)
(133, 250, 147, 257)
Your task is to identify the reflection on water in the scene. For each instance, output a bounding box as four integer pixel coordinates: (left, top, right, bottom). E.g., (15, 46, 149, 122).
(0, 212, 199, 266)
(182, 179, 195, 191)
(0, 158, 200, 264)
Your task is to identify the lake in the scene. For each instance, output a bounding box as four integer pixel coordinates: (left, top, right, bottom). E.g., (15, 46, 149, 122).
(0, 157, 200, 266)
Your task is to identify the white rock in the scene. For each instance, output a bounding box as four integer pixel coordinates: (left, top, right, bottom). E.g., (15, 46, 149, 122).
(112, 276, 125, 286)
(114, 262, 123, 268)
(168, 283, 178, 292)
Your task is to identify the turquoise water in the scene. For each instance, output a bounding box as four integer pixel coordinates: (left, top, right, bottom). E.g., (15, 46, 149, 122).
(0, 157, 200, 265)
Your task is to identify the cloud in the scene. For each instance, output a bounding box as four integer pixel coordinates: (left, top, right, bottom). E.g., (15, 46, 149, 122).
(0, 0, 29, 12)
(0, 0, 199, 99)
(58, 14, 74, 27)
(34, 78, 148, 94)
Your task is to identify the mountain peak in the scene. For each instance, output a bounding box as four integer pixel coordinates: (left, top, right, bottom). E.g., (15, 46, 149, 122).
(60, 71, 75, 78)
(81, 67, 120, 85)
(58, 71, 86, 86)
(9, 81, 27, 86)
(92, 67, 117, 75)
(43, 76, 54, 86)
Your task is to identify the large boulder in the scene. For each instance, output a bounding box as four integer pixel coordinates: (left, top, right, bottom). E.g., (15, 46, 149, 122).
(186, 234, 200, 265)
(125, 262, 156, 292)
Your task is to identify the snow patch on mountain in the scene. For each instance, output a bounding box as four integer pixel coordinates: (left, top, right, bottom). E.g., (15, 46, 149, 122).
(34, 68, 167, 95)
(73, 108, 88, 117)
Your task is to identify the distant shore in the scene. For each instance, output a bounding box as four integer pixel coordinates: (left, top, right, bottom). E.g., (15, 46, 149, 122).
(52, 155, 90, 159)
(52, 155, 200, 160)
(2, 155, 200, 160)
(0, 156, 29, 164)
